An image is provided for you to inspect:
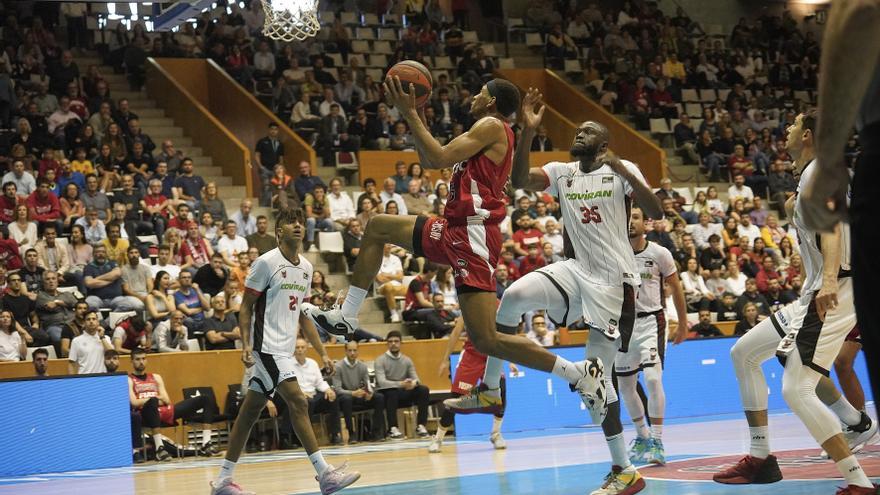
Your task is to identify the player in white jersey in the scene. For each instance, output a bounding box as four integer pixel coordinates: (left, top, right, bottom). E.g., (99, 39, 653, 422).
(211, 208, 360, 495)
(617, 207, 688, 466)
(714, 111, 877, 495)
(446, 88, 663, 495)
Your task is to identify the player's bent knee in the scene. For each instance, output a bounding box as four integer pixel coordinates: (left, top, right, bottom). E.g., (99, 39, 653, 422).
(643, 366, 662, 387)
(781, 376, 808, 411)
(468, 331, 498, 354)
(287, 394, 309, 414)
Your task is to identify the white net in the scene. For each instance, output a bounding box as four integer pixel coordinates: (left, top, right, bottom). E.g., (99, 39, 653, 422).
(260, 0, 321, 42)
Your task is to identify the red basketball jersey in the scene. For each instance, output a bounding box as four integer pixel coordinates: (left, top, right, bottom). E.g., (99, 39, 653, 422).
(445, 121, 514, 226)
(131, 373, 161, 400)
(131, 372, 175, 424)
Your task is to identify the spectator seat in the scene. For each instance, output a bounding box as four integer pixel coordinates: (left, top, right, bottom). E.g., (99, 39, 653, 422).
(27, 346, 57, 360)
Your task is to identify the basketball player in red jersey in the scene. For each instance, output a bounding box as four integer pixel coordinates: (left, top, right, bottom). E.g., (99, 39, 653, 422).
(430, 317, 509, 453)
(304, 77, 602, 409)
(128, 348, 221, 461)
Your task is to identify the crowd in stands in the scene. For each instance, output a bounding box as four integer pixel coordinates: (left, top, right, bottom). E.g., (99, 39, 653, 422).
(0, 0, 847, 462)
(0, 1, 844, 372)
(536, 2, 841, 188)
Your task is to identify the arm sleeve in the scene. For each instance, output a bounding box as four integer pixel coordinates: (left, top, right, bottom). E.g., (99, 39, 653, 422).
(621, 160, 649, 197)
(244, 257, 270, 295)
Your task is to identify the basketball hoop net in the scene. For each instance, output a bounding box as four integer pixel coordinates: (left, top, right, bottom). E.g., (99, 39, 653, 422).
(260, 0, 321, 42)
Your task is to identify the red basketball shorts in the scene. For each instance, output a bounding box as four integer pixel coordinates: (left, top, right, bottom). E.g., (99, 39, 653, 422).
(452, 343, 488, 395)
(845, 325, 861, 344)
(414, 216, 502, 292)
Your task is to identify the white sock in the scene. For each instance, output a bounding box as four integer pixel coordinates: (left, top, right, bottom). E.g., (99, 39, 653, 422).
(748, 426, 770, 459)
(435, 426, 448, 442)
(606, 432, 631, 469)
(492, 416, 503, 435)
(309, 451, 331, 476)
(202, 429, 213, 446)
(153, 434, 165, 450)
(218, 459, 236, 481)
(633, 417, 650, 439)
(837, 455, 873, 488)
(482, 356, 504, 390)
(341, 286, 367, 319)
(551, 356, 584, 384)
(651, 423, 663, 441)
(828, 396, 863, 427)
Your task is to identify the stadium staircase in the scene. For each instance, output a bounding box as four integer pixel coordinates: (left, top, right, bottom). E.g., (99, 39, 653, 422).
(505, 39, 730, 204)
(72, 52, 405, 339)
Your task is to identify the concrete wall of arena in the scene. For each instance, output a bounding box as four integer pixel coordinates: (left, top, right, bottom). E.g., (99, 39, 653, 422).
(497, 69, 666, 186)
(149, 58, 316, 197)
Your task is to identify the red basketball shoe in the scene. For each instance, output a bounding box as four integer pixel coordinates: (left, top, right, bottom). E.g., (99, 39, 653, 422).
(712, 454, 783, 484)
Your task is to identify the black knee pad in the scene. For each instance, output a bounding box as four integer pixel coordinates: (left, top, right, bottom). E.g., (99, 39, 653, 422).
(601, 400, 623, 437)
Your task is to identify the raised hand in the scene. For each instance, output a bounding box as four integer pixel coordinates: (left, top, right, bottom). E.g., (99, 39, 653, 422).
(383, 76, 417, 116)
(521, 87, 545, 130)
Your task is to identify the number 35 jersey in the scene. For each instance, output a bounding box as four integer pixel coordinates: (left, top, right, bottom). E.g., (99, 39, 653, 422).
(244, 248, 313, 356)
(541, 159, 648, 287)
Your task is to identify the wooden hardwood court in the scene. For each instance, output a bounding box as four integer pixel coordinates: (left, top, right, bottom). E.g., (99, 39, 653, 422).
(2, 412, 877, 495)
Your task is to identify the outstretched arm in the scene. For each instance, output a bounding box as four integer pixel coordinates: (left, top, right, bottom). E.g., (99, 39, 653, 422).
(385, 77, 504, 168)
(512, 87, 551, 191)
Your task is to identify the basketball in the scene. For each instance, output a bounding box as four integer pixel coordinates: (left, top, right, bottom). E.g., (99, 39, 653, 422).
(385, 60, 433, 108)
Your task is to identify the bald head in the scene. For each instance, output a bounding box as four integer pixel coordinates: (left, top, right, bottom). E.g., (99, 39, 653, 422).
(571, 120, 610, 165)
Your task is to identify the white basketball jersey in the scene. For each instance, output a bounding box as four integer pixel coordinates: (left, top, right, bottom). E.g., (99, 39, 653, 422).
(244, 248, 313, 356)
(634, 241, 677, 313)
(793, 160, 852, 296)
(542, 159, 647, 287)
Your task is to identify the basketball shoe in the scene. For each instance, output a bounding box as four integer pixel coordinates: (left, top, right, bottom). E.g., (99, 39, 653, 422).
(628, 437, 650, 464)
(822, 412, 878, 458)
(210, 478, 255, 495)
(844, 412, 878, 454)
(590, 465, 645, 495)
(443, 383, 504, 416)
(428, 437, 443, 453)
(317, 462, 361, 495)
(302, 303, 358, 337)
(712, 454, 783, 484)
(491, 432, 507, 450)
(570, 358, 608, 424)
(646, 439, 665, 465)
(835, 483, 880, 494)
